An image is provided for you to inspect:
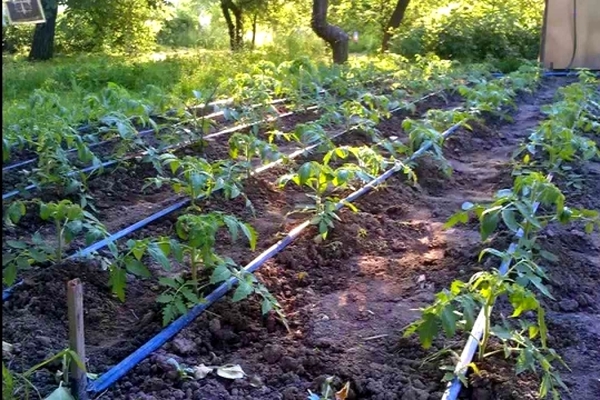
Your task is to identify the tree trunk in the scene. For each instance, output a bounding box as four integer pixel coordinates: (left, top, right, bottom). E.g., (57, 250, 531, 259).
(221, 0, 243, 51)
(381, 0, 411, 53)
(251, 13, 257, 49)
(232, 5, 243, 50)
(311, 0, 348, 64)
(28, 0, 58, 61)
(221, 0, 236, 51)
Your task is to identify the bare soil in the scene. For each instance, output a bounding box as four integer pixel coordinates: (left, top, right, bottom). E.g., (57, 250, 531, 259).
(3, 77, 599, 400)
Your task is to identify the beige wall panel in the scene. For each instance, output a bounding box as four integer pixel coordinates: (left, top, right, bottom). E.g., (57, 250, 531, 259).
(541, 0, 600, 69)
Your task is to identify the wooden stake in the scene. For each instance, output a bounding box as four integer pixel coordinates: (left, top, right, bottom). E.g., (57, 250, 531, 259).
(67, 278, 88, 400)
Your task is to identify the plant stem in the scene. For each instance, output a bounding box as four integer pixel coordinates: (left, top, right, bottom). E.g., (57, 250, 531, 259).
(479, 298, 492, 362)
(190, 248, 198, 295)
(55, 219, 63, 262)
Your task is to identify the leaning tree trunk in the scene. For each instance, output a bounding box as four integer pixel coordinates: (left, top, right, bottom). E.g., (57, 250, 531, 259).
(251, 13, 258, 49)
(28, 0, 58, 61)
(311, 0, 348, 64)
(221, 0, 243, 51)
(381, 0, 411, 53)
(232, 5, 243, 50)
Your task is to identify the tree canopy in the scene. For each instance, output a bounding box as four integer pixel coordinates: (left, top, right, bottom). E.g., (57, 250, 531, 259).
(2, 0, 545, 64)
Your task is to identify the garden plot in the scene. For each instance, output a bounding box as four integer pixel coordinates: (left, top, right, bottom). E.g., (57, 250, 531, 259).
(2, 67, 599, 400)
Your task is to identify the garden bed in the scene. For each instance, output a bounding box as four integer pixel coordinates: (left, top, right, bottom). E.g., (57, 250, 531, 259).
(4, 77, 598, 400)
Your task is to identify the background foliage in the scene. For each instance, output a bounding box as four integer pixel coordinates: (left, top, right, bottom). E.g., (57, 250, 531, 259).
(2, 0, 544, 63)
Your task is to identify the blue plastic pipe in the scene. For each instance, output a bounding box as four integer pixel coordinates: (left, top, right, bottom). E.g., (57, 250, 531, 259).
(86, 120, 464, 394)
(2, 280, 23, 301)
(491, 70, 600, 79)
(2, 158, 119, 201)
(70, 198, 190, 260)
(442, 175, 552, 400)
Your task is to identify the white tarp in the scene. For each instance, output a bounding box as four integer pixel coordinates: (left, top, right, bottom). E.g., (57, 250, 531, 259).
(541, 0, 600, 69)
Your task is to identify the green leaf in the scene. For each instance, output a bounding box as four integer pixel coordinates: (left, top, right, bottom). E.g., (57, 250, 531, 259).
(147, 243, 171, 271)
(7, 201, 26, 224)
(440, 306, 457, 337)
(6, 240, 27, 249)
(109, 267, 127, 302)
(44, 386, 75, 400)
(223, 216, 240, 242)
(29, 249, 49, 263)
(538, 307, 548, 348)
(443, 211, 469, 229)
(180, 287, 199, 304)
(480, 211, 500, 241)
(232, 281, 254, 302)
(125, 258, 151, 278)
(478, 248, 507, 263)
(490, 325, 512, 340)
(501, 209, 520, 232)
(159, 277, 179, 289)
(418, 313, 438, 349)
(170, 240, 183, 263)
(261, 298, 273, 315)
(539, 250, 558, 263)
(539, 374, 551, 399)
(174, 298, 187, 315)
(211, 263, 232, 284)
(459, 296, 476, 328)
(163, 304, 175, 326)
(156, 293, 174, 303)
(67, 220, 83, 236)
(157, 241, 171, 258)
(3, 263, 18, 286)
(239, 223, 257, 250)
(39, 203, 52, 220)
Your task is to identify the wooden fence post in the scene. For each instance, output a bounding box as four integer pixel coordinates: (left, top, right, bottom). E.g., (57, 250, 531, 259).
(67, 278, 88, 400)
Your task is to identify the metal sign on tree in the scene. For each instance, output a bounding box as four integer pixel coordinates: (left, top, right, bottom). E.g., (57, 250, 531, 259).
(3, 0, 46, 24)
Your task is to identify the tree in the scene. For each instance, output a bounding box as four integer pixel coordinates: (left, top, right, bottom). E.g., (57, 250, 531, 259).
(311, 0, 348, 64)
(220, 0, 244, 50)
(381, 0, 411, 53)
(29, 0, 59, 61)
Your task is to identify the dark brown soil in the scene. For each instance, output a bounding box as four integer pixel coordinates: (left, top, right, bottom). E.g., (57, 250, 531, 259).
(3, 77, 598, 400)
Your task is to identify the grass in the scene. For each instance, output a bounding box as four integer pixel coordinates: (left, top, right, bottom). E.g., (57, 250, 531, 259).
(2, 48, 315, 102)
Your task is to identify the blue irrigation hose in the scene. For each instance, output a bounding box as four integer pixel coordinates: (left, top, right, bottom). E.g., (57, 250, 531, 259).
(2, 158, 119, 201)
(2, 158, 37, 172)
(491, 70, 599, 78)
(1, 129, 154, 173)
(2, 280, 23, 301)
(69, 198, 190, 260)
(86, 120, 464, 394)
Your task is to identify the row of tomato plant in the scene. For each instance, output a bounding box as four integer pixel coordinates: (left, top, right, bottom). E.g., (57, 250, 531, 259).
(2, 63, 540, 326)
(405, 71, 600, 399)
(1, 60, 544, 400)
(94, 64, 542, 326)
(2, 57, 469, 209)
(2, 55, 446, 166)
(1, 58, 469, 301)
